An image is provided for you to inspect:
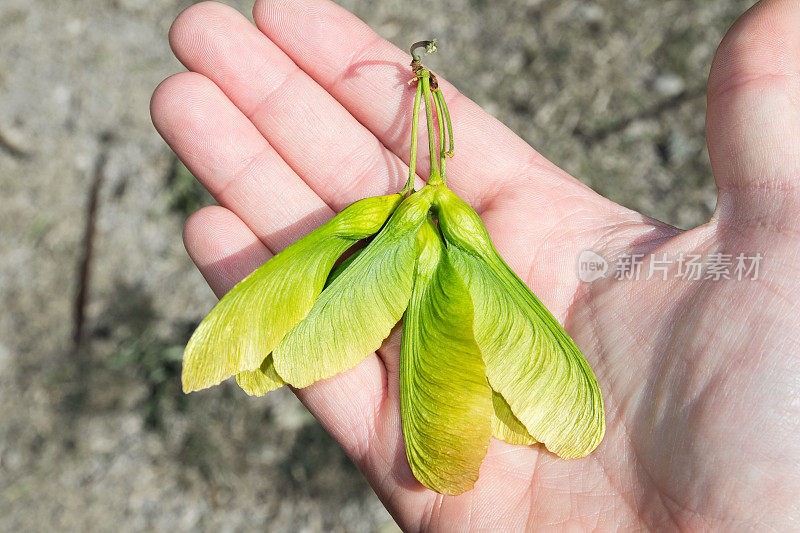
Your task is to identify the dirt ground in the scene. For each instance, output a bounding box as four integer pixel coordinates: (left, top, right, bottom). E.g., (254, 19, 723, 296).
(0, 0, 755, 530)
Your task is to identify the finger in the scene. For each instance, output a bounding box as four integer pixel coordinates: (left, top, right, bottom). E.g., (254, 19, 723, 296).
(183, 205, 272, 297)
(151, 71, 333, 253)
(168, 2, 422, 211)
(706, 0, 800, 228)
(252, 0, 601, 211)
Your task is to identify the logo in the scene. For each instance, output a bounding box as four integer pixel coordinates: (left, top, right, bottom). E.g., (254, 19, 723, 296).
(577, 250, 608, 283)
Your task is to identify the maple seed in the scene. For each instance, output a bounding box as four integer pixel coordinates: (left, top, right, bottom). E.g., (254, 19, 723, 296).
(180, 41, 605, 497)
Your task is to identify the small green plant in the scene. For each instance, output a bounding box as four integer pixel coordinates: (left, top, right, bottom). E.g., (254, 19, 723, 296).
(166, 158, 215, 218)
(181, 42, 605, 495)
(110, 334, 184, 428)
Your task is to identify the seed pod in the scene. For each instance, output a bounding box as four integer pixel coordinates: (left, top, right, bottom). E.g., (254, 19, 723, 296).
(182, 193, 403, 394)
(400, 216, 492, 495)
(272, 186, 435, 388)
(435, 187, 605, 459)
(180, 39, 607, 495)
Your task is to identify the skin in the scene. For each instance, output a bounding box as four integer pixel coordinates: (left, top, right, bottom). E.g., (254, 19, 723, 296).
(151, 0, 800, 529)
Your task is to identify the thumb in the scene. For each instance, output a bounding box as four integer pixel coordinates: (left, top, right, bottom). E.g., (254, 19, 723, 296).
(706, 0, 800, 229)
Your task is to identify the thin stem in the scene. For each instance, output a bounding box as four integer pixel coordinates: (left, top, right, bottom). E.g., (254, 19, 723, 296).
(434, 89, 454, 157)
(421, 73, 441, 185)
(402, 81, 424, 195)
(432, 86, 447, 184)
(410, 40, 437, 65)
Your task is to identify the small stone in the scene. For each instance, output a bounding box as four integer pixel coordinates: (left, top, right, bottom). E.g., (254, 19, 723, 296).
(653, 73, 685, 97)
(577, 4, 604, 24)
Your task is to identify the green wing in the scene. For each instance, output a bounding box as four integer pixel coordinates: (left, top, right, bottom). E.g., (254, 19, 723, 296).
(491, 390, 537, 446)
(401, 218, 492, 495)
(273, 187, 435, 388)
(324, 245, 364, 287)
(182, 193, 403, 393)
(235, 355, 284, 396)
(435, 187, 605, 458)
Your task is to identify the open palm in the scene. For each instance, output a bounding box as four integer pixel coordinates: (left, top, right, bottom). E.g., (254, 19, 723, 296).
(152, 0, 800, 529)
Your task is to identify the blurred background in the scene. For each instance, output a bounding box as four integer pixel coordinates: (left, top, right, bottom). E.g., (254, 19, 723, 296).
(0, 0, 755, 530)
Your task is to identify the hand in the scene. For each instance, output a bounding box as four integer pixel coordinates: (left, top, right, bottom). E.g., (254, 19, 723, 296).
(151, 0, 800, 529)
